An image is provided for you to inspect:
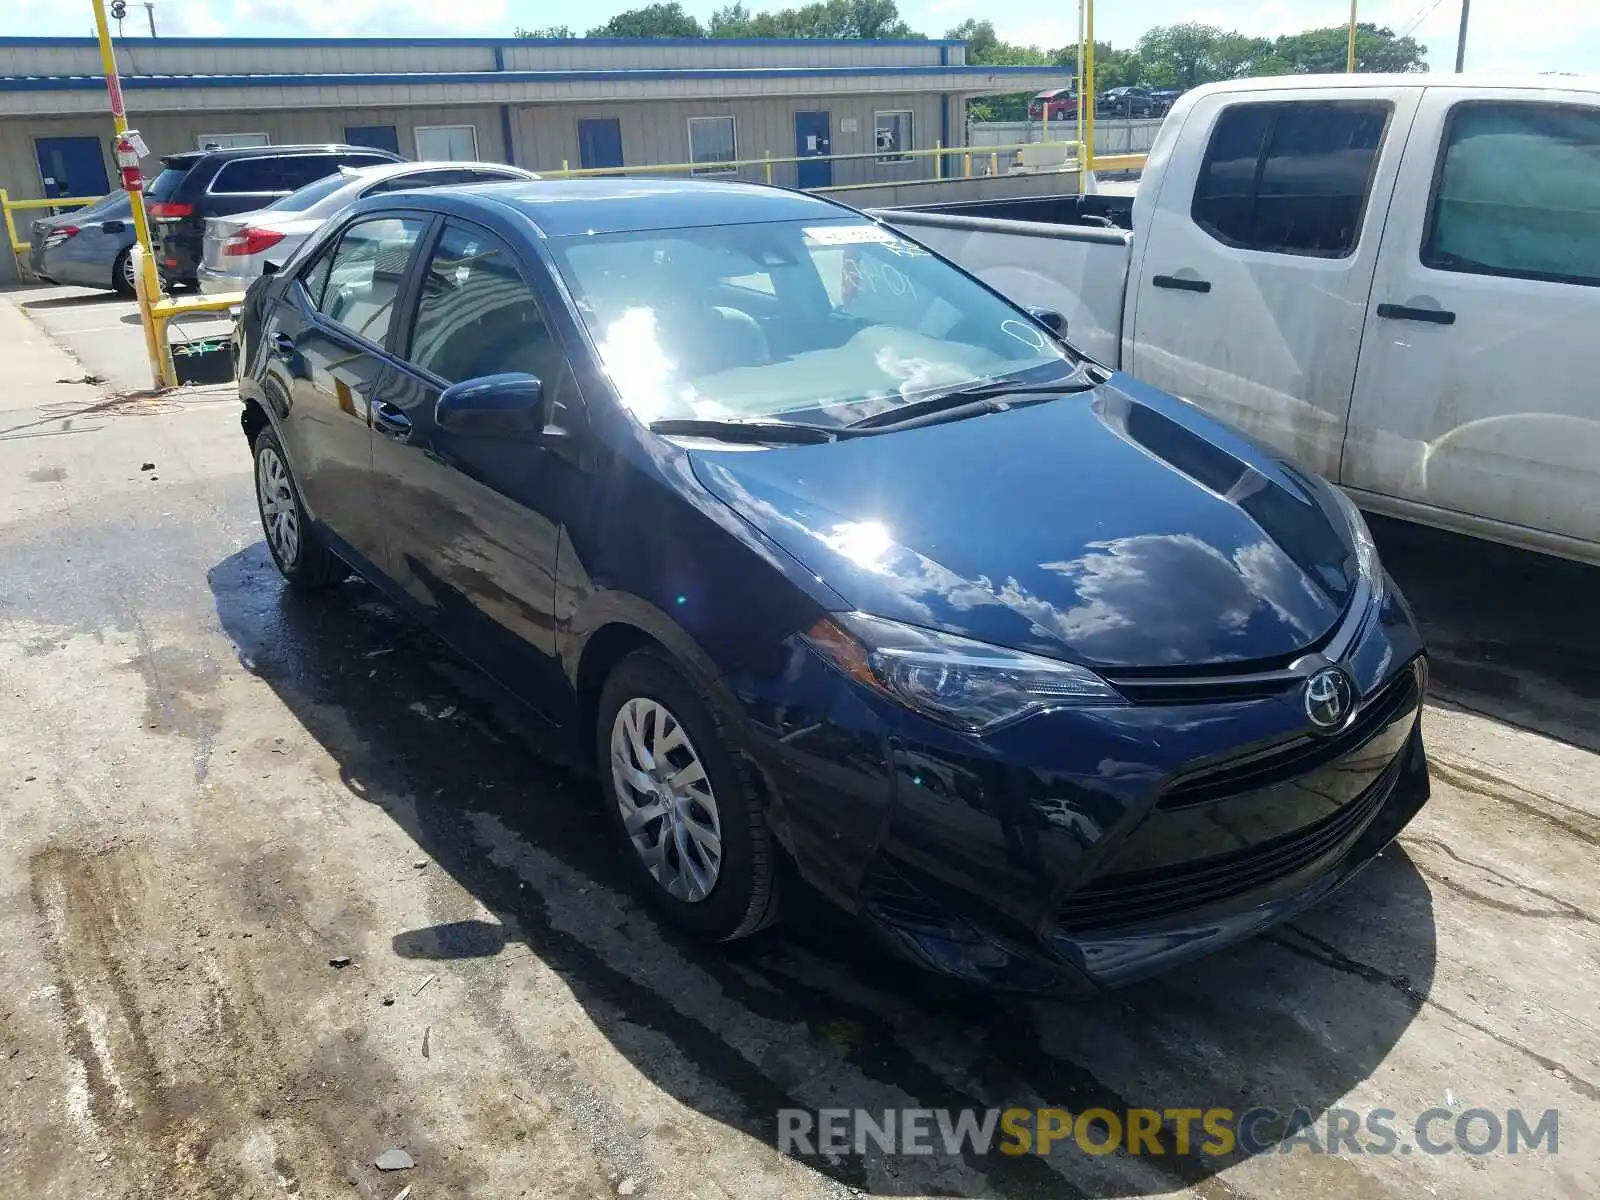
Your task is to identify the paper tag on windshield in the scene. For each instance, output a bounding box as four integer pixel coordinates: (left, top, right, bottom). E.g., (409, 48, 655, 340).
(802, 225, 899, 246)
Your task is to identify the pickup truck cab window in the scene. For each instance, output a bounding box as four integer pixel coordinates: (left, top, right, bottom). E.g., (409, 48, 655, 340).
(1422, 101, 1600, 288)
(1192, 100, 1392, 259)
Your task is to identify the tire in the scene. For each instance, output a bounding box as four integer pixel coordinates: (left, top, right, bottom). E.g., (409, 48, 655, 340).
(252, 426, 345, 593)
(596, 648, 779, 941)
(112, 247, 136, 297)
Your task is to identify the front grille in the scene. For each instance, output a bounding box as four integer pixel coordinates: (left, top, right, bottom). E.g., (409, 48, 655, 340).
(1157, 666, 1418, 810)
(1054, 753, 1402, 933)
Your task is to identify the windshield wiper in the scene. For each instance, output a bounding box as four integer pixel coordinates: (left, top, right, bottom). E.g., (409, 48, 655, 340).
(845, 373, 1102, 431)
(648, 417, 849, 444)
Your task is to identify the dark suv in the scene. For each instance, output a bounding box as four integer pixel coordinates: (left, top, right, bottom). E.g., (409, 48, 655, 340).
(147, 144, 402, 288)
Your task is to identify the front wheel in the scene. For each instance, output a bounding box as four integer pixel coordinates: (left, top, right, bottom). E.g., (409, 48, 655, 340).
(252, 427, 344, 592)
(596, 649, 780, 941)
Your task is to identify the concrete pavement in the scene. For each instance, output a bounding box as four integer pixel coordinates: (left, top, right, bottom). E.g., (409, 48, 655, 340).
(0, 286, 1596, 1199)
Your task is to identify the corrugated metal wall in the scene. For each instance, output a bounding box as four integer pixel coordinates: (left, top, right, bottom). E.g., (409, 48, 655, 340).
(0, 39, 950, 79)
(516, 93, 946, 188)
(0, 94, 959, 201)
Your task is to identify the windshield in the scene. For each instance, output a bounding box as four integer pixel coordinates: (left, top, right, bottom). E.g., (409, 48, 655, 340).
(265, 172, 354, 213)
(548, 218, 1075, 428)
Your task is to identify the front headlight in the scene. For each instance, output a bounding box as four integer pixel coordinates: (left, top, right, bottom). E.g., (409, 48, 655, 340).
(1331, 487, 1384, 602)
(803, 612, 1125, 733)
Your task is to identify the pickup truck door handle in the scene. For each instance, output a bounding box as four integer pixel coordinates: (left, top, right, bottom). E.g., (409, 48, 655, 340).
(1152, 274, 1211, 293)
(1375, 303, 1456, 325)
(270, 332, 296, 356)
(372, 401, 413, 440)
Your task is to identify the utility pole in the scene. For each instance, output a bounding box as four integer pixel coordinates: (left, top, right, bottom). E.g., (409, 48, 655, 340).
(1455, 0, 1471, 72)
(1347, 0, 1358, 72)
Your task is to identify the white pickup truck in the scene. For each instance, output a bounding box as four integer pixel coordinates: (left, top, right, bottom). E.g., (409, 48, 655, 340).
(881, 73, 1600, 567)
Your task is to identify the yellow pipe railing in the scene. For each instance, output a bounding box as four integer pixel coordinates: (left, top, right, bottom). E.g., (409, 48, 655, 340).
(538, 139, 1126, 182)
(2, 190, 104, 254)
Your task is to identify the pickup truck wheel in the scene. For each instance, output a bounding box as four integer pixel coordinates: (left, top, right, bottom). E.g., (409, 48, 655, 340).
(252, 427, 344, 593)
(597, 649, 779, 941)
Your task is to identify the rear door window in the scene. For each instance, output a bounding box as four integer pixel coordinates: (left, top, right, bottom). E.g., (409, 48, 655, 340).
(1192, 100, 1391, 258)
(212, 154, 337, 194)
(311, 215, 429, 347)
(1422, 101, 1600, 287)
(363, 170, 467, 195)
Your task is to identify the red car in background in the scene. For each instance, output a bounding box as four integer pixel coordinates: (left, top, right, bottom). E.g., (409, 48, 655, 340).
(1028, 89, 1079, 121)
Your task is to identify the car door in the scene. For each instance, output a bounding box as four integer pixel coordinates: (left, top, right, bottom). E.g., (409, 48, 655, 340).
(370, 217, 588, 717)
(1342, 87, 1600, 558)
(1127, 86, 1420, 480)
(262, 212, 430, 574)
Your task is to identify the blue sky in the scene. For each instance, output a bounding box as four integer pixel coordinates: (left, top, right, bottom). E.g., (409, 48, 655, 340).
(4, 0, 1597, 77)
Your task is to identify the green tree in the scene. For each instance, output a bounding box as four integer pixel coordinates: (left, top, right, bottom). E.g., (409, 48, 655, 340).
(711, 0, 919, 38)
(1135, 22, 1275, 88)
(1271, 23, 1428, 73)
(587, 3, 704, 38)
(515, 25, 576, 38)
(1050, 40, 1142, 89)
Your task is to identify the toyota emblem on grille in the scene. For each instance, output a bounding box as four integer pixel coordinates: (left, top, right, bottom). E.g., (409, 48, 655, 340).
(1304, 667, 1355, 732)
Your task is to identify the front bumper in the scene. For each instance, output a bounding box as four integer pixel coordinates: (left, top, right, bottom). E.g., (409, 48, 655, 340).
(729, 584, 1429, 994)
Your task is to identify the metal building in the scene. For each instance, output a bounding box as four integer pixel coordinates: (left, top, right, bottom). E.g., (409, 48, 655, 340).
(0, 36, 1070, 202)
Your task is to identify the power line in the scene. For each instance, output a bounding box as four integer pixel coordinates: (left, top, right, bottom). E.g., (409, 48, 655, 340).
(1400, 0, 1449, 38)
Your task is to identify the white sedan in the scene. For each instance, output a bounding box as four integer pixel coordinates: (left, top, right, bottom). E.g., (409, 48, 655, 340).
(197, 160, 540, 294)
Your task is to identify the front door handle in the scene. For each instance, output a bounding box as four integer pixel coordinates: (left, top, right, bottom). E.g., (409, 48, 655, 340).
(1152, 274, 1211, 293)
(372, 401, 413, 439)
(271, 332, 296, 356)
(1375, 303, 1456, 325)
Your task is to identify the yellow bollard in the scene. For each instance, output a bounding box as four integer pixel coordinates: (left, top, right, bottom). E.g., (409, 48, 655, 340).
(764, 151, 772, 185)
(963, 152, 972, 178)
(990, 151, 999, 177)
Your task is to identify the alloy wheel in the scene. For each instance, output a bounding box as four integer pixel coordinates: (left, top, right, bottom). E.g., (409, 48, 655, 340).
(256, 445, 301, 568)
(609, 697, 723, 902)
(122, 251, 137, 292)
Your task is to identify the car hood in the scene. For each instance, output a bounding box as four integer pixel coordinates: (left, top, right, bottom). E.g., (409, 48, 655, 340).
(687, 375, 1360, 671)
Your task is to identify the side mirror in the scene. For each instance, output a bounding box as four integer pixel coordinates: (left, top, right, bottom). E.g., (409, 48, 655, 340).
(261, 259, 281, 277)
(1027, 307, 1068, 339)
(101, 220, 127, 234)
(436, 372, 545, 438)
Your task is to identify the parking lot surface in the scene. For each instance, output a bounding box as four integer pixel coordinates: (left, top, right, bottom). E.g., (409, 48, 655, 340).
(1, 287, 1596, 1199)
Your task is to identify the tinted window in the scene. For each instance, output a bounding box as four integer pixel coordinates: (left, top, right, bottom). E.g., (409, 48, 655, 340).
(314, 216, 427, 346)
(339, 153, 399, 171)
(407, 222, 561, 384)
(1192, 101, 1390, 258)
(146, 166, 193, 201)
(364, 170, 465, 195)
(1423, 101, 1600, 288)
(274, 155, 341, 192)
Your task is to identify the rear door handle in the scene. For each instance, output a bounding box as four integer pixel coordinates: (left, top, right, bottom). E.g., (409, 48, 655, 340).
(271, 332, 295, 356)
(1152, 274, 1211, 293)
(372, 401, 413, 439)
(1376, 303, 1456, 325)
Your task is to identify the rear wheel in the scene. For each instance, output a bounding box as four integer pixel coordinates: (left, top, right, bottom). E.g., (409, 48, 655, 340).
(112, 247, 136, 297)
(596, 649, 779, 941)
(252, 427, 344, 592)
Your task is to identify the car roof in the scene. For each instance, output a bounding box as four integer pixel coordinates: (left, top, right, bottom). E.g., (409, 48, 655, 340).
(1183, 72, 1600, 100)
(339, 160, 535, 183)
(390, 177, 855, 237)
(160, 143, 400, 168)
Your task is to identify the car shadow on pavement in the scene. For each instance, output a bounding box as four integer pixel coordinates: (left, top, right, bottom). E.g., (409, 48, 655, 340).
(1370, 515, 1600, 755)
(210, 543, 1437, 1197)
(17, 290, 126, 310)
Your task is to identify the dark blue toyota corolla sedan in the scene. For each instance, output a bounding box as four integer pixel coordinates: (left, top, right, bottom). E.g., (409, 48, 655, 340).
(235, 178, 1429, 994)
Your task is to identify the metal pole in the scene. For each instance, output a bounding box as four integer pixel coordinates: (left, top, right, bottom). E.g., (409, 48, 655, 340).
(144, 2, 156, 36)
(1083, 0, 1096, 180)
(91, 0, 168, 390)
(1454, 0, 1471, 72)
(1075, 0, 1085, 193)
(1347, 0, 1358, 71)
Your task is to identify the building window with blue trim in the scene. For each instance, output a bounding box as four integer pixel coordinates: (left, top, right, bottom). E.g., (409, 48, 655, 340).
(875, 110, 913, 163)
(688, 116, 738, 174)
